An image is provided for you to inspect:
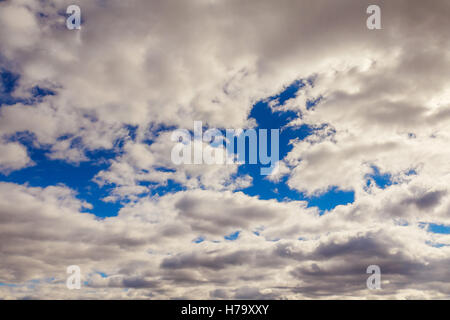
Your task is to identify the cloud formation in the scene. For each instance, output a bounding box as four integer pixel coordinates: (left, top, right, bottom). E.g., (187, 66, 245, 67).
(1, 0, 450, 299)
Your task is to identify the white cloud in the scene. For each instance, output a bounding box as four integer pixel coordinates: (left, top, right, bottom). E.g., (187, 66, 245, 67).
(1, 181, 450, 299)
(1, 0, 450, 299)
(0, 142, 33, 173)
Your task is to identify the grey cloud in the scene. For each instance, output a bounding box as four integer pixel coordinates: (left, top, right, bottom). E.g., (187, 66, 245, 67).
(2, 0, 450, 300)
(411, 191, 447, 210)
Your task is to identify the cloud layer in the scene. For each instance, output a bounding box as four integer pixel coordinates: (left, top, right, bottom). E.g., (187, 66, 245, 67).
(1, 0, 450, 299)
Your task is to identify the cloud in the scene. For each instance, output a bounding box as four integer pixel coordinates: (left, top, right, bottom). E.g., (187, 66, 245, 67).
(1, 0, 450, 299)
(1, 181, 450, 299)
(0, 141, 33, 173)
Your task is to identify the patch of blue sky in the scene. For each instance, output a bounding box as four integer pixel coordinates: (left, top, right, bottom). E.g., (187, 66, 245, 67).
(0, 68, 55, 106)
(364, 166, 418, 192)
(306, 96, 323, 110)
(0, 68, 21, 106)
(235, 79, 355, 212)
(193, 236, 205, 243)
(418, 222, 450, 236)
(428, 224, 450, 234)
(0, 69, 19, 94)
(95, 272, 108, 278)
(0, 131, 123, 217)
(426, 241, 448, 248)
(365, 166, 393, 189)
(224, 231, 240, 241)
(306, 187, 355, 212)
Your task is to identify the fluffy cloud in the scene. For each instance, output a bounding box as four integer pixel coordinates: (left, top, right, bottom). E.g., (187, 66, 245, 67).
(1, 0, 450, 299)
(94, 132, 252, 201)
(1, 181, 450, 299)
(0, 141, 32, 173)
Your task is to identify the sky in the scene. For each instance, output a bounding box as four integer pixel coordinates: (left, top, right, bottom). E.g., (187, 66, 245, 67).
(1, 0, 450, 299)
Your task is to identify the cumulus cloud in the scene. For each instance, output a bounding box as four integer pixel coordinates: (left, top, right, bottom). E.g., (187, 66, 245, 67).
(1, 0, 450, 299)
(1, 181, 450, 299)
(0, 141, 33, 173)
